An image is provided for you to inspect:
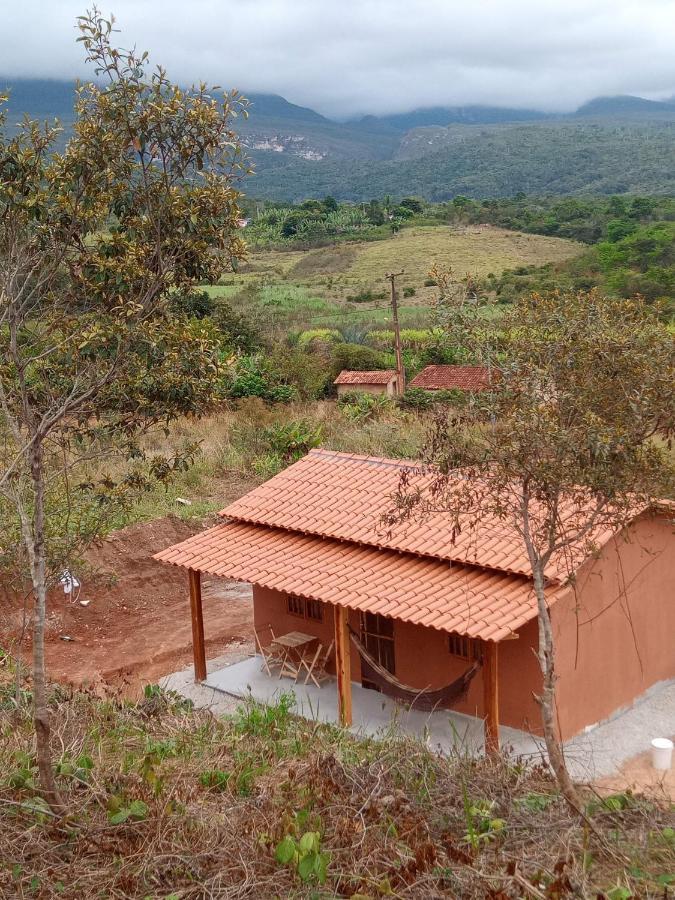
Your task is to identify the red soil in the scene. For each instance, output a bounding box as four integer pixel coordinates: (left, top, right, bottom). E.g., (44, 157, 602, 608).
(1, 515, 253, 697)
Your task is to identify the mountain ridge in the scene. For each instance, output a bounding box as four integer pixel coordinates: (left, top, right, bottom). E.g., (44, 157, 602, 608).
(2, 79, 674, 199)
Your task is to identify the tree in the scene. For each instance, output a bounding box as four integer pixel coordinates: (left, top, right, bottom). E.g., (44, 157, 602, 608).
(393, 289, 674, 811)
(0, 10, 248, 810)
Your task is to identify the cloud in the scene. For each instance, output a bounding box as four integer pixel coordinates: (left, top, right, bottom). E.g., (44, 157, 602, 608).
(1, 0, 674, 117)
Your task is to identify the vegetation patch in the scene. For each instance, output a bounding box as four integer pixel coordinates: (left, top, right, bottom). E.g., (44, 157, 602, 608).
(0, 675, 672, 898)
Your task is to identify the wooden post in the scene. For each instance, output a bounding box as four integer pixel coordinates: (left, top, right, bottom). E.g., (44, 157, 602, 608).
(334, 604, 352, 727)
(483, 640, 499, 755)
(385, 270, 405, 396)
(188, 569, 206, 683)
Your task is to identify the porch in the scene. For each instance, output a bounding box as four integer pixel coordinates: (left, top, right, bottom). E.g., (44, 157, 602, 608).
(161, 650, 675, 784)
(206, 653, 541, 758)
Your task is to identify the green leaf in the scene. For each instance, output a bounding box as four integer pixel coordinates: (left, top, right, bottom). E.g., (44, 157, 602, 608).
(298, 831, 319, 853)
(607, 888, 633, 900)
(297, 851, 318, 882)
(128, 799, 149, 820)
(275, 835, 296, 865)
(109, 809, 130, 825)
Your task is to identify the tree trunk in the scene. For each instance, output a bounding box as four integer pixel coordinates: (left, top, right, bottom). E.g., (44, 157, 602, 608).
(531, 560, 584, 813)
(29, 442, 63, 814)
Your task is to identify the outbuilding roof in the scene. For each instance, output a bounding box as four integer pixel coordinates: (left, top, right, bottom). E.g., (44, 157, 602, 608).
(334, 369, 397, 386)
(409, 365, 491, 391)
(155, 520, 567, 641)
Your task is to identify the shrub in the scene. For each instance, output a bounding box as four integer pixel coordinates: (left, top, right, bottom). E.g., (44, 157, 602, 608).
(262, 420, 323, 462)
(297, 328, 344, 349)
(338, 392, 394, 423)
(226, 355, 298, 403)
(329, 343, 391, 382)
(169, 288, 215, 319)
(399, 387, 435, 410)
(268, 346, 332, 400)
(212, 300, 262, 353)
(346, 288, 387, 303)
(403, 286, 416, 298)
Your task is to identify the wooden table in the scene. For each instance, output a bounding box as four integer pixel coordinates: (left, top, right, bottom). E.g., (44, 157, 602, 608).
(271, 631, 317, 680)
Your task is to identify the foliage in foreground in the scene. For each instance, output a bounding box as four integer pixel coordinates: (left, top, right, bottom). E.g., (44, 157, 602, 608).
(0, 673, 673, 898)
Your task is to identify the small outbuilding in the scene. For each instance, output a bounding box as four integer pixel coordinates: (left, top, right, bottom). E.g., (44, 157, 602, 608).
(333, 369, 400, 397)
(409, 364, 491, 392)
(155, 449, 675, 749)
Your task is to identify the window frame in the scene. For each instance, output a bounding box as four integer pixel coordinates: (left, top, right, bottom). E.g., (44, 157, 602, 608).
(448, 633, 482, 661)
(286, 594, 323, 623)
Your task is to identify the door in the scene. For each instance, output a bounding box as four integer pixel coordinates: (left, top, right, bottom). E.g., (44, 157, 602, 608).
(360, 612, 395, 690)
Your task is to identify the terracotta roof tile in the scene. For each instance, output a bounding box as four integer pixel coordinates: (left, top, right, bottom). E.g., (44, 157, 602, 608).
(220, 449, 567, 580)
(409, 365, 491, 391)
(334, 369, 398, 385)
(154, 521, 566, 641)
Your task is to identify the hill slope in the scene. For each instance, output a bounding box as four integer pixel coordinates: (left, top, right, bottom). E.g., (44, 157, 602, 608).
(2, 79, 675, 199)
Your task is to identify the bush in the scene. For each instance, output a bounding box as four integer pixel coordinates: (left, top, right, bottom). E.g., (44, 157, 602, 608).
(262, 420, 323, 462)
(212, 300, 262, 354)
(403, 286, 416, 298)
(226, 355, 298, 403)
(399, 387, 434, 410)
(338, 392, 394, 423)
(170, 288, 214, 319)
(346, 288, 387, 303)
(329, 343, 392, 382)
(268, 346, 332, 400)
(297, 328, 344, 349)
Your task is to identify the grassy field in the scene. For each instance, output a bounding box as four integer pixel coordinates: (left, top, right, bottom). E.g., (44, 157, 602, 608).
(206, 225, 583, 335)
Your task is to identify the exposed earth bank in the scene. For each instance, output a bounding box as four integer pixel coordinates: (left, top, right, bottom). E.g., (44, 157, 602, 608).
(1, 515, 253, 697)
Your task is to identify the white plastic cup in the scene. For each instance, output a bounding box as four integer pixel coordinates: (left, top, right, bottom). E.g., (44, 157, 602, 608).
(650, 738, 673, 771)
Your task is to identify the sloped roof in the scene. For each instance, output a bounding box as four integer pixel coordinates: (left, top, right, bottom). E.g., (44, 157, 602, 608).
(154, 520, 567, 641)
(221, 449, 572, 581)
(334, 369, 397, 385)
(409, 365, 491, 391)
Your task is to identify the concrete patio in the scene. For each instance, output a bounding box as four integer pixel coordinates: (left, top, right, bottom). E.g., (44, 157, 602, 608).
(162, 651, 675, 783)
(206, 654, 543, 757)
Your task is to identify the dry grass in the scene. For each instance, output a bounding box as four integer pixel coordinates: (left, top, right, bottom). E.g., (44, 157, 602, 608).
(205, 225, 583, 335)
(0, 665, 672, 899)
(104, 399, 427, 529)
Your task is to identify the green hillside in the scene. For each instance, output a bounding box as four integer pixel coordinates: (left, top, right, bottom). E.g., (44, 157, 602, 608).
(250, 121, 675, 201)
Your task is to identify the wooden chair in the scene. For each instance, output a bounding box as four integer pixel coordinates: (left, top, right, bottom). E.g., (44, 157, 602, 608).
(254, 624, 284, 677)
(299, 640, 334, 688)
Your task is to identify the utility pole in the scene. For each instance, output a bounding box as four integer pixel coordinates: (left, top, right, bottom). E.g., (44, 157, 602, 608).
(385, 270, 405, 397)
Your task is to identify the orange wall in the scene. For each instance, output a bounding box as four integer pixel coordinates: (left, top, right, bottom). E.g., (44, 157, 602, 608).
(552, 512, 675, 740)
(253, 585, 543, 731)
(252, 511, 674, 738)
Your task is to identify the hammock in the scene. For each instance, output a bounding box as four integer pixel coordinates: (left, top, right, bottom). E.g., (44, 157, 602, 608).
(348, 626, 482, 712)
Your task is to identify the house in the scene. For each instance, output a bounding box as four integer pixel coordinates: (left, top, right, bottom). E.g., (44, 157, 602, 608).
(333, 369, 400, 398)
(409, 364, 491, 392)
(155, 449, 675, 747)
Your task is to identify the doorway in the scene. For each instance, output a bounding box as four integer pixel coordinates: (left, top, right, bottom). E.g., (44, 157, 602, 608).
(360, 612, 395, 690)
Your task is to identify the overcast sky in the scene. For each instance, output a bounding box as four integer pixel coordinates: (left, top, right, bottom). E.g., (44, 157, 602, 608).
(1, 0, 674, 118)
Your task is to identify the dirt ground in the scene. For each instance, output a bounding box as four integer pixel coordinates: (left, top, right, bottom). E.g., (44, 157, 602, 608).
(595, 744, 675, 801)
(1, 515, 254, 697)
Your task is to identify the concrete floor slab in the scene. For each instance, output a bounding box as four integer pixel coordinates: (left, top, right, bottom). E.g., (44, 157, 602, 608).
(162, 652, 675, 782)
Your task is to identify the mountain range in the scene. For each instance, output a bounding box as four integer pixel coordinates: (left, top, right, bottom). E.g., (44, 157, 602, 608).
(2, 78, 675, 200)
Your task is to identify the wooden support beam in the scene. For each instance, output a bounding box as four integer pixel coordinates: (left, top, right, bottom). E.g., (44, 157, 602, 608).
(188, 569, 206, 683)
(334, 604, 352, 727)
(483, 640, 499, 755)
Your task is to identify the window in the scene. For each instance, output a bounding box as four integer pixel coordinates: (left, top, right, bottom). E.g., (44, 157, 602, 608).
(286, 595, 323, 622)
(448, 633, 482, 660)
